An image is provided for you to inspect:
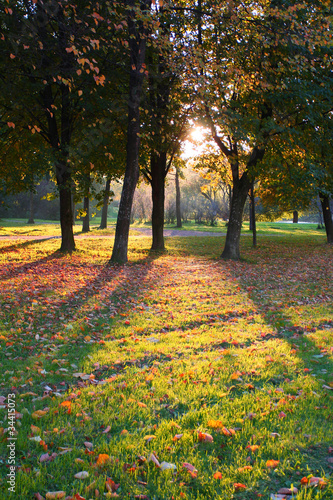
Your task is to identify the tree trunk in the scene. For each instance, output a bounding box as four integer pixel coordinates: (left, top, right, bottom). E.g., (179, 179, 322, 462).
(320, 192, 333, 243)
(151, 151, 166, 250)
(110, 0, 149, 264)
(221, 173, 251, 260)
(27, 190, 35, 224)
(82, 195, 90, 232)
(57, 161, 75, 252)
(176, 167, 182, 228)
(100, 177, 111, 229)
(293, 210, 298, 223)
(72, 186, 76, 225)
(249, 195, 253, 231)
(250, 183, 256, 247)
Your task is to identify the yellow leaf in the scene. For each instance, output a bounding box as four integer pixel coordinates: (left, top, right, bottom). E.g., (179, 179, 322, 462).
(32, 410, 48, 419)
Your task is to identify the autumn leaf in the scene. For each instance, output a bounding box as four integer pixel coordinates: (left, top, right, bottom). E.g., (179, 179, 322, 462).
(198, 432, 213, 442)
(74, 471, 89, 479)
(234, 483, 247, 490)
(32, 410, 48, 419)
(105, 479, 119, 492)
(96, 454, 110, 466)
(45, 493, 66, 500)
(183, 462, 198, 477)
(266, 460, 279, 468)
(246, 444, 260, 452)
(143, 435, 156, 442)
(207, 419, 223, 429)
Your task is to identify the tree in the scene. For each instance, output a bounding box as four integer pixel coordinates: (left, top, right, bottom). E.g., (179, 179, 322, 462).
(0, 0, 123, 251)
(189, 0, 333, 259)
(110, 0, 153, 263)
(140, 1, 190, 250)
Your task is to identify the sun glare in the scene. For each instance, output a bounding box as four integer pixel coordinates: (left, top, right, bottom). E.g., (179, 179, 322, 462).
(181, 126, 208, 159)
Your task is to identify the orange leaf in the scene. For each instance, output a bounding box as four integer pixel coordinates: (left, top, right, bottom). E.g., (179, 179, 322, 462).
(266, 460, 279, 468)
(234, 483, 247, 490)
(238, 466, 253, 472)
(96, 454, 110, 466)
(137, 402, 147, 408)
(198, 432, 213, 442)
(246, 445, 259, 452)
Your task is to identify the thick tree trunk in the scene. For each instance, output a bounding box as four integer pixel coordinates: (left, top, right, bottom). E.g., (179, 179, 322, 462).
(221, 173, 251, 259)
(82, 195, 90, 232)
(250, 183, 256, 247)
(151, 151, 166, 250)
(57, 161, 75, 252)
(27, 190, 35, 224)
(293, 210, 298, 223)
(320, 193, 333, 243)
(100, 177, 111, 229)
(110, 0, 149, 264)
(176, 167, 182, 228)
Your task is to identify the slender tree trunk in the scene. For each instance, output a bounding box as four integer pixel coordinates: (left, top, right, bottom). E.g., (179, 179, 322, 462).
(250, 183, 256, 247)
(72, 185, 76, 225)
(100, 177, 111, 229)
(110, 0, 150, 264)
(151, 151, 166, 250)
(293, 210, 298, 223)
(249, 195, 253, 231)
(320, 192, 333, 243)
(176, 167, 182, 228)
(27, 190, 35, 224)
(82, 195, 90, 232)
(56, 161, 75, 252)
(221, 173, 251, 260)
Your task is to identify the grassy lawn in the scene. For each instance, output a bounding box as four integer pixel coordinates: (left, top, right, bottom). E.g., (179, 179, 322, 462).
(0, 229, 332, 499)
(0, 218, 327, 238)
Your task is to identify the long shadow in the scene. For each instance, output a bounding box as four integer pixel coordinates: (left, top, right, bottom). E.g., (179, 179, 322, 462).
(0, 246, 164, 369)
(227, 254, 333, 480)
(0, 236, 60, 255)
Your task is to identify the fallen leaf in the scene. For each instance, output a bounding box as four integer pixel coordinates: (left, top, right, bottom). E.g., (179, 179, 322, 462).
(74, 471, 89, 479)
(266, 460, 279, 468)
(96, 454, 110, 466)
(45, 493, 66, 500)
(32, 410, 48, 419)
(160, 461, 177, 471)
(198, 432, 213, 442)
(234, 483, 247, 490)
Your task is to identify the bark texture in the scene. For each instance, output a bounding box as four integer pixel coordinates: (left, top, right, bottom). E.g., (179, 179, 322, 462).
(320, 193, 333, 243)
(99, 177, 111, 229)
(250, 183, 257, 247)
(176, 167, 182, 228)
(221, 172, 252, 260)
(151, 151, 167, 250)
(57, 161, 75, 252)
(82, 195, 90, 232)
(110, 0, 150, 263)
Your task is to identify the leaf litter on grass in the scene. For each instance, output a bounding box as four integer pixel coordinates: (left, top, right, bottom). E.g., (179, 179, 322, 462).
(0, 236, 332, 499)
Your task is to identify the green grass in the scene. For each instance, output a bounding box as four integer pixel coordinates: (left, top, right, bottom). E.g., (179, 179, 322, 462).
(0, 218, 326, 238)
(0, 229, 332, 499)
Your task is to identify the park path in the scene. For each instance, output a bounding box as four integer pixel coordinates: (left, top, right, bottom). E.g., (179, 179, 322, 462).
(0, 228, 227, 240)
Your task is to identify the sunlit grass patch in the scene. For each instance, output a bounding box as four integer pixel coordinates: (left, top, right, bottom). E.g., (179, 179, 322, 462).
(0, 231, 332, 499)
